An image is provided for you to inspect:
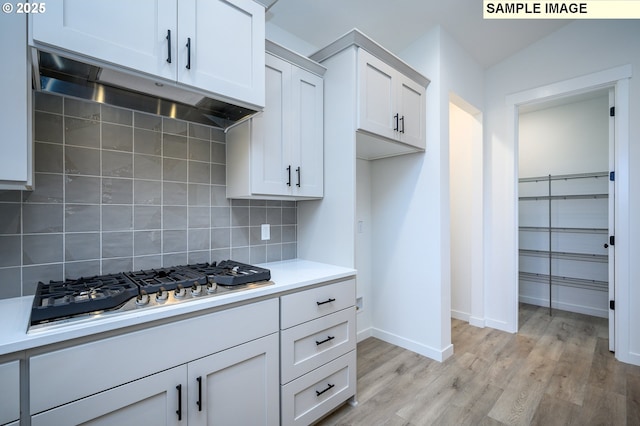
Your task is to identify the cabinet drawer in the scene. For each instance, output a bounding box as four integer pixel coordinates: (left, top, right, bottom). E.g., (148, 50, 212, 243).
(281, 308, 355, 384)
(0, 360, 20, 425)
(280, 279, 355, 329)
(281, 350, 356, 426)
(30, 298, 278, 415)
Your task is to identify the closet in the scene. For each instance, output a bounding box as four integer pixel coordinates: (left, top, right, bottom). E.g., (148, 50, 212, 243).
(517, 91, 611, 318)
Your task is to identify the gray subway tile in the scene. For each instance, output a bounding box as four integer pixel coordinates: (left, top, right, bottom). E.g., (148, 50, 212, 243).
(65, 176, 101, 204)
(102, 151, 133, 178)
(134, 154, 162, 180)
(188, 161, 210, 184)
(162, 253, 187, 267)
(282, 207, 297, 225)
(211, 164, 226, 185)
(189, 123, 210, 140)
(231, 206, 249, 226)
(211, 228, 230, 250)
(250, 245, 266, 264)
(35, 142, 63, 173)
(0, 236, 21, 267)
(232, 227, 250, 247)
(134, 128, 162, 155)
(267, 207, 282, 225)
(65, 204, 100, 232)
(134, 230, 162, 256)
(23, 204, 63, 233)
(282, 201, 296, 208)
(102, 232, 133, 258)
(188, 138, 210, 161)
(65, 233, 100, 261)
(188, 184, 210, 207)
(65, 117, 100, 148)
(211, 207, 230, 228)
(0, 268, 21, 298)
(230, 247, 250, 264)
(188, 229, 210, 251)
(188, 206, 210, 229)
(23, 233, 63, 265)
(35, 91, 63, 114)
(163, 158, 188, 182)
(102, 178, 133, 204)
(188, 251, 209, 264)
(135, 111, 162, 132)
(0, 191, 21, 202)
(163, 182, 188, 206)
(250, 200, 266, 207)
(22, 263, 64, 295)
(34, 111, 63, 144)
(232, 199, 250, 207)
(23, 173, 64, 204)
(266, 244, 282, 263)
(102, 123, 133, 152)
(102, 205, 133, 231)
(211, 185, 229, 207)
(250, 207, 267, 227)
(65, 260, 101, 279)
(282, 225, 296, 243)
(133, 180, 162, 205)
(163, 230, 187, 253)
(133, 255, 162, 270)
(65, 146, 101, 176)
(163, 206, 187, 229)
(268, 225, 282, 244)
(211, 248, 231, 263)
(211, 128, 225, 143)
(249, 226, 264, 246)
(163, 134, 188, 159)
(163, 118, 188, 136)
(282, 243, 296, 260)
(266, 200, 282, 207)
(0, 204, 21, 234)
(102, 105, 133, 126)
(134, 205, 162, 230)
(211, 142, 226, 164)
(65, 98, 100, 120)
(102, 257, 133, 275)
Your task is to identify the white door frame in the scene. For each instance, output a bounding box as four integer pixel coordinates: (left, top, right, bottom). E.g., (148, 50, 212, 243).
(505, 65, 631, 361)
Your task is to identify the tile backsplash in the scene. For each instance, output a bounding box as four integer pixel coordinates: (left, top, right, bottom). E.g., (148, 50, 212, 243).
(0, 92, 297, 299)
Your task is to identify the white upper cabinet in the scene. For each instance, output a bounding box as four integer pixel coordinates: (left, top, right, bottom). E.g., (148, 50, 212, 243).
(0, 13, 32, 190)
(227, 42, 324, 200)
(357, 49, 425, 151)
(31, 0, 265, 108)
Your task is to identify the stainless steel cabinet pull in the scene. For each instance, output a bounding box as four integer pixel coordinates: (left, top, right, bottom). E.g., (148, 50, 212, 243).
(315, 335, 335, 346)
(316, 383, 335, 397)
(166, 30, 172, 63)
(186, 38, 192, 69)
(296, 166, 301, 187)
(196, 376, 202, 411)
(176, 384, 183, 420)
(316, 298, 336, 306)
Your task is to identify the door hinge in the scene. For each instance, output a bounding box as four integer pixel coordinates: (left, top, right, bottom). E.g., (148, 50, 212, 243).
(610, 300, 615, 310)
(610, 235, 615, 246)
(610, 106, 615, 117)
(610, 171, 615, 181)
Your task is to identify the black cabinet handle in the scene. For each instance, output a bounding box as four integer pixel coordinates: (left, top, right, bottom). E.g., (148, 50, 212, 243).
(296, 167, 301, 187)
(196, 376, 202, 411)
(316, 383, 335, 397)
(186, 37, 191, 70)
(394, 113, 399, 131)
(176, 384, 183, 420)
(166, 30, 172, 63)
(400, 115, 405, 134)
(286, 165, 291, 186)
(316, 298, 336, 306)
(316, 335, 335, 346)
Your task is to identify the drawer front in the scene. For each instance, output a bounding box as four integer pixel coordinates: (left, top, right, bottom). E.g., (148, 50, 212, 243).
(0, 360, 20, 425)
(30, 298, 278, 415)
(281, 308, 355, 384)
(281, 350, 356, 426)
(280, 279, 355, 329)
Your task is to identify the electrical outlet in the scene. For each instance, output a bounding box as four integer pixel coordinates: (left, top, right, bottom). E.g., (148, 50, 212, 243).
(356, 296, 363, 312)
(261, 224, 270, 241)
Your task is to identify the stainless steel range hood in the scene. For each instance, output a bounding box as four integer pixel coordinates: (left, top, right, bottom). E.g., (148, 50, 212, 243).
(34, 50, 259, 130)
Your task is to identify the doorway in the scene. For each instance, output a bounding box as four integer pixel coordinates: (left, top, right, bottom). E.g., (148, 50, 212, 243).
(517, 89, 613, 336)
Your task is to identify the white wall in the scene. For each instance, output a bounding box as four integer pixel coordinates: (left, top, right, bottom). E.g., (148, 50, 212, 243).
(355, 159, 373, 339)
(484, 20, 640, 365)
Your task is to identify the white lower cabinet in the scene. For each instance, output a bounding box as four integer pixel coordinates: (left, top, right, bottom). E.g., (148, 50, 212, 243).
(280, 280, 357, 425)
(0, 360, 20, 425)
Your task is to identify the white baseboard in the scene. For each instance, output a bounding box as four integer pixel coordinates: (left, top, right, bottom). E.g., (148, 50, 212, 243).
(451, 309, 470, 322)
(617, 350, 640, 367)
(371, 328, 453, 362)
(356, 327, 373, 343)
(485, 317, 514, 333)
(469, 316, 486, 328)
(519, 295, 607, 318)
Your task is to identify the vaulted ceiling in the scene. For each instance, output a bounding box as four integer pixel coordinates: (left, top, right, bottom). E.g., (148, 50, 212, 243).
(265, 0, 572, 68)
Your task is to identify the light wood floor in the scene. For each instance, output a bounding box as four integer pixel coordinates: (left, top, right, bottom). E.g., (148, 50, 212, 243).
(318, 303, 640, 425)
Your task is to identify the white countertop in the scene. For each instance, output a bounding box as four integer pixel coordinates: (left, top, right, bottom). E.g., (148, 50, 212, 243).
(0, 259, 356, 356)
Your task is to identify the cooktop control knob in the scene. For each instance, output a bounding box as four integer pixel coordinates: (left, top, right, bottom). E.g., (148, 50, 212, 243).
(174, 284, 186, 298)
(191, 283, 202, 296)
(135, 291, 149, 306)
(156, 287, 168, 302)
(206, 281, 217, 293)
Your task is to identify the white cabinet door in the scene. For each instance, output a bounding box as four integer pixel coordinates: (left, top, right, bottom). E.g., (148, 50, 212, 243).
(188, 333, 279, 426)
(31, 0, 177, 81)
(178, 0, 265, 107)
(292, 66, 324, 198)
(0, 13, 32, 190)
(31, 365, 186, 426)
(250, 53, 292, 196)
(0, 360, 20, 425)
(397, 73, 426, 150)
(357, 50, 396, 141)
